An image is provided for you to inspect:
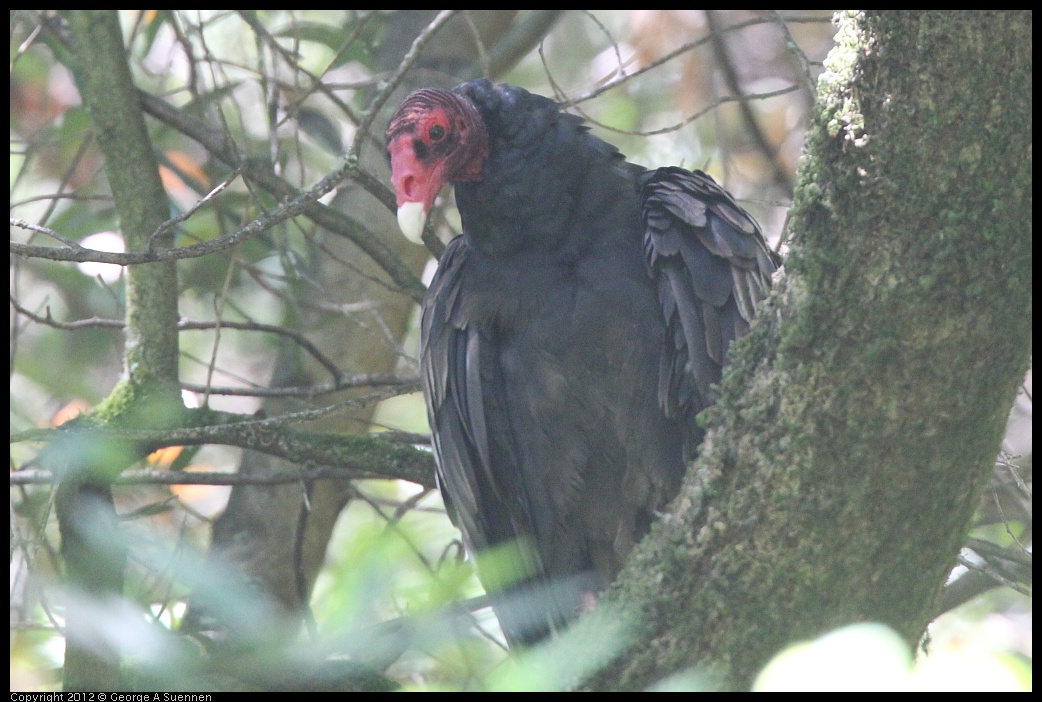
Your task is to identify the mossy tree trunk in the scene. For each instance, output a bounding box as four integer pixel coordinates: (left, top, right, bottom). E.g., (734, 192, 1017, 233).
(59, 11, 184, 691)
(598, 10, 1032, 690)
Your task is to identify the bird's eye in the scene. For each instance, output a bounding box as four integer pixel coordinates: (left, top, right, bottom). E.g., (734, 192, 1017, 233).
(429, 124, 446, 141)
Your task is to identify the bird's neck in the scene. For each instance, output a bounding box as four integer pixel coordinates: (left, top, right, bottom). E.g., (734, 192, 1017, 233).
(455, 125, 628, 259)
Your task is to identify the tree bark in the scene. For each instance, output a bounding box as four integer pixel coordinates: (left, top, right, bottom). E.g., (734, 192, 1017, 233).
(596, 11, 1032, 690)
(60, 10, 185, 690)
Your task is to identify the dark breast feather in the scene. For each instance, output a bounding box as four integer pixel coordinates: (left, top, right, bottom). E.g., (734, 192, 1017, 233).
(422, 235, 581, 644)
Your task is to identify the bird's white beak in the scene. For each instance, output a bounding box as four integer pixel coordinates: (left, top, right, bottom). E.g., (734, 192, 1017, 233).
(396, 201, 427, 245)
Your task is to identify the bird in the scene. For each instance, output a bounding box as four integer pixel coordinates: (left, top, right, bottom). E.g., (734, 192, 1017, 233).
(385, 79, 779, 646)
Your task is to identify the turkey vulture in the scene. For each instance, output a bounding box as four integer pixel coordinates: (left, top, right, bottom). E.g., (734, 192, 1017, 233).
(385, 80, 779, 646)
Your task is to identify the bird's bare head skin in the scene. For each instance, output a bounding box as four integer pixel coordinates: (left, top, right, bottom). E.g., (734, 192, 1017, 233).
(386, 80, 778, 647)
(386, 89, 489, 243)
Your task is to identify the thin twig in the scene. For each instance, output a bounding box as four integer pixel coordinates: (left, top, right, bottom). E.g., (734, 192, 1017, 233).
(957, 554, 1031, 598)
(11, 219, 86, 250)
(10, 295, 123, 329)
(148, 168, 243, 248)
(179, 373, 420, 399)
(10, 465, 407, 487)
(11, 386, 423, 450)
(569, 14, 819, 107)
(766, 10, 819, 96)
(965, 537, 1032, 568)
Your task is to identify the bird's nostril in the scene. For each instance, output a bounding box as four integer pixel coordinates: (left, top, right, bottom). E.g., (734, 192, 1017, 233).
(400, 175, 416, 200)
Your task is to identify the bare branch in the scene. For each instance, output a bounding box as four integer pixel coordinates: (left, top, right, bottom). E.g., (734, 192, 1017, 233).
(10, 295, 124, 330)
(957, 553, 1032, 598)
(10, 464, 424, 487)
(180, 373, 420, 399)
(12, 393, 434, 488)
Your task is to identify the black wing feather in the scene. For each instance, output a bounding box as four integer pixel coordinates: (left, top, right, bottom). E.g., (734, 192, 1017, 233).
(641, 166, 779, 422)
(422, 236, 579, 645)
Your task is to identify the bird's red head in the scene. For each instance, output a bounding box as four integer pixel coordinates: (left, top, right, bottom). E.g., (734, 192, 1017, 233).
(385, 89, 489, 243)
